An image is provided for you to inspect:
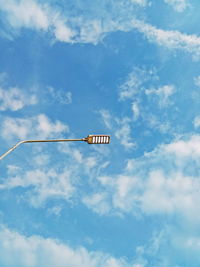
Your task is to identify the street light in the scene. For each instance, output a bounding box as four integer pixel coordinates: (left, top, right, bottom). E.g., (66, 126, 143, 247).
(0, 135, 110, 160)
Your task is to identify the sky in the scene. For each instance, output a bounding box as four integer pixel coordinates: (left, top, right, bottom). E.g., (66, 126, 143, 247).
(1, 0, 200, 266)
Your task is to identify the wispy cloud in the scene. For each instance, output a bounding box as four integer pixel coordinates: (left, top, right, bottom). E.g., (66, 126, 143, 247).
(119, 68, 146, 101)
(115, 117, 135, 150)
(0, 115, 110, 207)
(0, 0, 198, 61)
(82, 134, 200, 219)
(130, 0, 149, 6)
(164, 0, 189, 12)
(119, 68, 158, 101)
(83, 192, 111, 216)
(0, 0, 148, 44)
(1, 114, 69, 140)
(0, 168, 75, 207)
(145, 114, 171, 134)
(131, 102, 140, 121)
(0, 86, 37, 111)
(0, 0, 49, 30)
(0, 142, 108, 208)
(145, 85, 176, 107)
(58, 142, 102, 176)
(135, 224, 200, 266)
(100, 110, 135, 150)
(194, 75, 200, 87)
(118, 67, 174, 135)
(47, 87, 72, 105)
(193, 116, 200, 128)
(0, 0, 74, 42)
(132, 18, 200, 60)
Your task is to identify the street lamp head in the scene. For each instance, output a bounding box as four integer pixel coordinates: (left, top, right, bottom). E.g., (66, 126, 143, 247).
(86, 135, 110, 144)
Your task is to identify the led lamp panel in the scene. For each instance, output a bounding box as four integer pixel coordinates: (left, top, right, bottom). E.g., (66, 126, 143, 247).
(87, 135, 110, 144)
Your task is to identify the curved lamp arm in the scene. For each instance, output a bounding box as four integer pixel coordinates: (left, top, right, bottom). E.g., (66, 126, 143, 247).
(0, 135, 110, 160)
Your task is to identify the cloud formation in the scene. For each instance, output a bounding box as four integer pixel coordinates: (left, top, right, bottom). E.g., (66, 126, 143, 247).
(119, 68, 158, 101)
(1, 114, 69, 140)
(132, 18, 200, 60)
(0, 0, 199, 63)
(47, 87, 72, 105)
(0, 86, 37, 111)
(145, 85, 175, 107)
(0, 226, 132, 267)
(0, 0, 74, 42)
(164, 0, 189, 12)
(0, 168, 75, 207)
(100, 110, 135, 150)
(83, 135, 200, 220)
(0, 0, 146, 44)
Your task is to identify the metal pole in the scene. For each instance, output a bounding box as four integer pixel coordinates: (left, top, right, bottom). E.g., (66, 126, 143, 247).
(0, 138, 87, 160)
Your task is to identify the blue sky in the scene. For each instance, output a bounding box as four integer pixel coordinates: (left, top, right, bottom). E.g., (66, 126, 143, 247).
(1, 0, 200, 266)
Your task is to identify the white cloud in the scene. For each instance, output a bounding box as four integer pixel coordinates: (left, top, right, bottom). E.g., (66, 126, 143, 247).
(118, 67, 175, 134)
(164, 0, 189, 12)
(132, 18, 200, 60)
(119, 69, 144, 101)
(145, 85, 175, 107)
(100, 110, 135, 150)
(0, 86, 37, 111)
(83, 192, 111, 215)
(0, 117, 109, 207)
(0, 168, 75, 207)
(145, 114, 171, 134)
(1, 114, 69, 140)
(37, 114, 68, 138)
(131, 102, 140, 120)
(78, 20, 106, 44)
(0, 143, 105, 208)
(99, 109, 113, 129)
(47, 87, 72, 105)
(6, 164, 21, 175)
(0, 72, 8, 83)
(47, 205, 63, 217)
(0, 0, 198, 58)
(115, 117, 135, 150)
(117, 67, 176, 138)
(119, 68, 158, 101)
(58, 142, 84, 164)
(0, 226, 131, 267)
(54, 20, 75, 43)
(0, 0, 49, 30)
(2, 117, 32, 140)
(0, 0, 75, 42)
(118, 67, 175, 111)
(0, 0, 149, 44)
(0, 1, 103, 44)
(129, 0, 148, 6)
(33, 153, 50, 166)
(136, 225, 200, 266)
(58, 142, 103, 177)
(83, 135, 200, 220)
(193, 116, 200, 128)
(194, 75, 200, 87)
(140, 170, 199, 216)
(163, 135, 200, 158)
(0, 0, 198, 60)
